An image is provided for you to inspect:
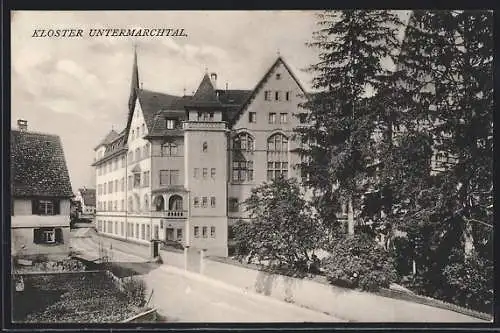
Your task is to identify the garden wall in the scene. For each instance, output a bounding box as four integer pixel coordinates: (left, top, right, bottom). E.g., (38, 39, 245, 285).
(202, 257, 487, 322)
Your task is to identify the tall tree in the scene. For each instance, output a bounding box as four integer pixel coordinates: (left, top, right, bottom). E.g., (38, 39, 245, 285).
(296, 10, 403, 235)
(388, 10, 493, 258)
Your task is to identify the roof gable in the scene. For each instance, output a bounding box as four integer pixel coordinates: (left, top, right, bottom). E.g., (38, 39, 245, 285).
(11, 130, 73, 198)
(229, 56, 307, 127)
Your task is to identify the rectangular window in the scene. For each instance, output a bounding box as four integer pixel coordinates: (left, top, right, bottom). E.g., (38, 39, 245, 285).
(210, 196, 216, 208)
(115, 221, 118, 234)
(141, 224, 145, 240)
(275, 91, 281, 101)
(136, 224, 139, 239)
(160, 170, 169, 185)
(33, 199, 59, 215)
(202, 197, 208, 208)
(249, 112, 256, 123)
(161, 143, 178, 156)
(121, 156, 126, 168)
(114, 180, 118, 192)
(103, 202, 107, 211)
(202, 168, 208, 179)
(211, 168, 216, 179)
(134, 173, 141, 188)
(34, 227, 61, 244)
(194, 168, 199, 178)
(210, 226, 216, 238)
(121, 222, 124, 236)
(264, 90, 272, 101)
(280, 113, 288, 124)
(114, 201, 117, 211)
(108, 181, 113, 194)
(176, 228, 183, 241)
(120, 178, 124, 191)
(286, 91, 291, 101)
(269, 113, 276, 124)
(202, 226, 208, 238)
(194, 197, 199, 208)
(108, 221, 113, 234)
(114, 158, 118, 170)
(121, 199, 124, 211)
(228, 198, 239, 212)
(103, 183, 107, 194)
(146, 225, 150, 241)
(171, 170, 179, 185)
(194, 226, 200, 238)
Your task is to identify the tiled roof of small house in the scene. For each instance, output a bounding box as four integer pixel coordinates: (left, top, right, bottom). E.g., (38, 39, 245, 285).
(94, 129, 119, 149)
(78, 188, 96, 206)
(137, 89, 188, 131)
(11, 130, 73, 198)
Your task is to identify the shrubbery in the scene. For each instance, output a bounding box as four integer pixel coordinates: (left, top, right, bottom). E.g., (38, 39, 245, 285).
(122, 277, 147, 308)
(322, 234, 398, 291)
(442, 254, 493, 314)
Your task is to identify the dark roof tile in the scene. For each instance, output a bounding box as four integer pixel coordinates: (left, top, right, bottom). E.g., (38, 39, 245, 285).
(11, 130, 73, 198)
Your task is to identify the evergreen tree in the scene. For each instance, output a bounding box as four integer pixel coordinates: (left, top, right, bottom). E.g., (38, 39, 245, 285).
(296, 10, 403, 235)
(389, 10, 493, 258)
(385, 10, 493, 310)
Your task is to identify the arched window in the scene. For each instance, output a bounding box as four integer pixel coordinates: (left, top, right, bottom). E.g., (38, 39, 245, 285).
(202, 142, 208, 152)
(233, 132, 254, 152)
(144, 194, 149, 211)
(232, 133, 254, 182)
(168, 195, 183, 211)
(267, 133, 288, 180)
(128, 196, 133, 212)
(154, 196, 164, 212)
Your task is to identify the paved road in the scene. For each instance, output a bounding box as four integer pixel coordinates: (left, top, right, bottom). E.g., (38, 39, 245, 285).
(70, 232, 344, 322)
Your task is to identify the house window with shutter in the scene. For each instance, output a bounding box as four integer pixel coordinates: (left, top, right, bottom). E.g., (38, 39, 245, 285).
(33, 227, 63, 244)
(32, 199, 60, 215)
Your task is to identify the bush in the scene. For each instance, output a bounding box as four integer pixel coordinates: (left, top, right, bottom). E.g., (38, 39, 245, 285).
(122, 277, 147, 308)
(322, 234, 398, 291)
(442, 253, 493, 314)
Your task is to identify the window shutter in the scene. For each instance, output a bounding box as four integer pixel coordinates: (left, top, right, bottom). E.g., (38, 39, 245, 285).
(55, 228, 64, 244)
(32, 200, 38, 215)
(33, 228, 41, 244)
(54, 200, 60, 215)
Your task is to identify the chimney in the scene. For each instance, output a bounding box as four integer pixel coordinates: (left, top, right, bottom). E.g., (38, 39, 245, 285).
(210, 72, 217, 89)
(17, 119, 28, 131)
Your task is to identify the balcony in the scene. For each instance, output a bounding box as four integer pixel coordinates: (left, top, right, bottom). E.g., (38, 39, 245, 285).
(183, 121, 226, 131)
(151, 210, 187, 218)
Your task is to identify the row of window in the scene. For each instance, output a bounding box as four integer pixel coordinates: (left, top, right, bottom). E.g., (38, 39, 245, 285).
(231, 132, 288, 152)
(97, 143, 150, 176)
(127, 144, 151, 164)
(264, 90, 292, 102)
(97, 193, 152, 212)
(193, 196, 217, 208)
(193, 225, 216, 238)
(194, 167, 216, 179)
(97, 219, 156, 241)
(130, 123, 147, 141)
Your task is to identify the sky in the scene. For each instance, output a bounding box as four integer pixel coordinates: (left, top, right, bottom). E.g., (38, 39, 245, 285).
(11, 10, 410, 192)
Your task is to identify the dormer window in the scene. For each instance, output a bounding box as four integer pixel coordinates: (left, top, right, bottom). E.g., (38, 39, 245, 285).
(166, 119, 176, 129)
(276, 73, 281, 80)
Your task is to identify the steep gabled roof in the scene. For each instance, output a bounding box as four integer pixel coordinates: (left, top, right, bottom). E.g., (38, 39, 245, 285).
(11, 130, 73, 198)
(137, 89, 187, 132)
(78, 188, 96, 206)
(94, 129, 119, 150)
(229, 56, 308, 127)
(186, 74, 222, 108)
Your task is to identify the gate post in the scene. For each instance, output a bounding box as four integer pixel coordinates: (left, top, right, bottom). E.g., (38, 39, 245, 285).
(200, 249, 206, 275)
(184, 245, 189, 271)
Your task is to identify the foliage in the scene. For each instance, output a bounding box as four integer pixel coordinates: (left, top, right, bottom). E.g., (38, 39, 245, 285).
(322, 234, 398, 291)
(122, 277, 147, 308)
(234, 176, 325, 273)
(296, 10, 403, 232)
(14, 272, 145, 322)
(442, 253, 493, 314)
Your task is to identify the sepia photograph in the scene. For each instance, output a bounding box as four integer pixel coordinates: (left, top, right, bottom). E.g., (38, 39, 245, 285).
(9, 10, 493, 324)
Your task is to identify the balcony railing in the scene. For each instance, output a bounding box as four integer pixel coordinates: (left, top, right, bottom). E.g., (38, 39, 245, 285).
(151, 210, 187, 218)
(183, 121, 226, 131)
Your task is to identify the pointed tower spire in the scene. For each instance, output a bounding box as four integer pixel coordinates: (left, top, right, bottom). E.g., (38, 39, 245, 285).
(128, 45, 139, 112)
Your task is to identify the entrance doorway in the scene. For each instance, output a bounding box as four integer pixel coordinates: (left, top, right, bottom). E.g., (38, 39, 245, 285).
(166, 228, 174, 241)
